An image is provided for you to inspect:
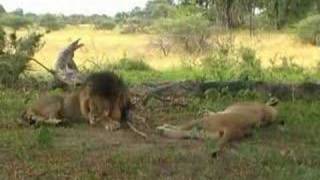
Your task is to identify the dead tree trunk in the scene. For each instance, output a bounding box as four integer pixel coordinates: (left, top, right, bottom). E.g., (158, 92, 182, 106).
(50, 39, 85, 89)
(131, 80, 320, 101)
(200, 80, 320, 100)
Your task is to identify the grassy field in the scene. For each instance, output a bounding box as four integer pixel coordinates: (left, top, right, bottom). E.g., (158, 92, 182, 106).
(1, 26, 320, 179)
(1, 86, 320, 179)
(32, 25, 320, 71)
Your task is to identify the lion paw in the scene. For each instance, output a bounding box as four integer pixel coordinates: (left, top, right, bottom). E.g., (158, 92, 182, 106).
(105, 121, 121, 131)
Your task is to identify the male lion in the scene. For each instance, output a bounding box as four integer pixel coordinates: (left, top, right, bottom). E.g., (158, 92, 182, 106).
(20, 71, 132, 131)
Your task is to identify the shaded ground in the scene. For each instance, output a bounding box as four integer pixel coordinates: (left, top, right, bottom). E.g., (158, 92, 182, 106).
(0, 88, 320, 179)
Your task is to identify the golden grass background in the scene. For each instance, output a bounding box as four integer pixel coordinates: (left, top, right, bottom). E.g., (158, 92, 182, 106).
(33, 25, 320, 71)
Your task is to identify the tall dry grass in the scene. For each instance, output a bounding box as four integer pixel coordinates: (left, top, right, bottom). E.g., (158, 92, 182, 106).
(33, 26, 320, 71)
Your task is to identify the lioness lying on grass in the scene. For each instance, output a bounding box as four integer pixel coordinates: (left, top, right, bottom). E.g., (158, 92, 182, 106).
(157, 98, 279, 150)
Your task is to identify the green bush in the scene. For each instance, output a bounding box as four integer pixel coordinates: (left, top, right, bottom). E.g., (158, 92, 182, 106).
(296, 15, 320, 45)
(0, 30, 44, 86)
(155, 15, 211, 54)
(94, 19, 116, 30)
(36, 127, 53, 148)
(120, 17, 151, 34)
(201, 45, 264, 81)
(0, 14, 31, 30)
(237, 47, 263, 80)
(267, 56, 307, 82)
(110, 57, 153, 71)
(38, 14, 66, 31)
(201, 53, 237, 81)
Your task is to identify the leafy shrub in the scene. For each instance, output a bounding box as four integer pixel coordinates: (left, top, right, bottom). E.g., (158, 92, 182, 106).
(110, 57, 153, 71)
(38, 14, 66, 31)
(94, 19, 116, 30)
(0, 4, 6, 14)
(144, 0, 176, 19)
(0, 29, 44, 86)
(296, 15, 320, 45)
(201, 45, 237, 81)
(267, 56, 307, 82)
(120, 17, 151, 34)
(201, 44, 264, 81)
(155, 15, 211, 54)
(237, 47, 263, 80)
(0, 14, 31, 30)
(115, 12, 129, 24)
(150, 35, 173, 56)
(0, 27, 5, 52)
(36, 127, 53, 148)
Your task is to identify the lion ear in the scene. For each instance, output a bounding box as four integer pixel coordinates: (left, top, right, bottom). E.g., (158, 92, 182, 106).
(218, 130, 224, 138)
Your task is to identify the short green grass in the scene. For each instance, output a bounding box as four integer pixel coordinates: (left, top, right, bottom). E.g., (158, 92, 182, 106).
(1, 68, 320, 179)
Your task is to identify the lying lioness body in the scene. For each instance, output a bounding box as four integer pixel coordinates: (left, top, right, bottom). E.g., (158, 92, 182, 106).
(157, 99, 279, 148)
(223, 99, 278, 127)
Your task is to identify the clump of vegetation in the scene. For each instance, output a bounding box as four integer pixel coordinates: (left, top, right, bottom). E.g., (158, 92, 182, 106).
(0, 14, 31, 30)
(199, 41, 310, 82)
(38, 14, 66, 31)
(155, 15, 211, 54)
(0, 27, 44, 86)
(120, 18, 151, 34)
(150, 35, 173, 56)
(296, 15, 320, 46)
(201, 50, 237, 81)
(94, 19, 116, 30)
(110, 57, 153, 71)
(267, 56, 308, 82)
(237, 47, 263, 80)
(36, 126, 53, 148)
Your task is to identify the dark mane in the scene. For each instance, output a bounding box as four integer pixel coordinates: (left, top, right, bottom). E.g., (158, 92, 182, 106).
(84, 71, 127, 99)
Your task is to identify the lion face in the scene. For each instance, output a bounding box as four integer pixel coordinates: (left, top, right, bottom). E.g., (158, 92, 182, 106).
(87, 97, 111, 125)
(19, 109, 37, 125)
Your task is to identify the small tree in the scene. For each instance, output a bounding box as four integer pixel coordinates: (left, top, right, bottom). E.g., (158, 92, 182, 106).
(115, 12, 129, 24)
(39, 14, 66, 31)
(0, 27, 44, 85)
(296, 15, 320, 46)
(121, 17, 151, 34)
(0, 4, 6, 14)
(150, 35, 173, 56)
(0, 14, 31, 30)
(94, 19, 116, 30)
(12, 8, 23, 16)
(155, 15, 211, 54)
(237, 47, 263, 80)
(145, 0, 176, 19)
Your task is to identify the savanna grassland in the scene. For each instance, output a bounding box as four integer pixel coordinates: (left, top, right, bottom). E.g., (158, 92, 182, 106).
(1, 86, 320, 179)
(1, 26, 320, 179)
(1, 3, 320, 178)
(33, 25, 320, 71)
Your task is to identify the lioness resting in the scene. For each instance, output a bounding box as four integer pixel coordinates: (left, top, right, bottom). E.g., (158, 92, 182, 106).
(222, 97, 279, 127)
(20, 71, 132, 131)
(157, 99, 279, 149)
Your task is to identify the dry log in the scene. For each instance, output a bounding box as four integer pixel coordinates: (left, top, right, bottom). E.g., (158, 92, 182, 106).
(51, 39, 85, 88)
(201, 80, 320, 100)
(130, 80, 320, 101)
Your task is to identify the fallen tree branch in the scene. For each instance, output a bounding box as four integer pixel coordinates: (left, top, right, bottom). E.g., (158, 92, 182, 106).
(130, 80, 320, 100)
(201, 80, 320, 100)
(127, 121, 147, 139)
(28, 39, 86, 89)
(29, 57, 56, 75)
(50, 39, 85, 88)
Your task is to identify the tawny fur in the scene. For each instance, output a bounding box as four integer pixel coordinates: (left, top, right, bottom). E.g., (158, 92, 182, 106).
(157, 100, 279, 148)
(223, 101, 278, 127)
(21, 71, 131, 131)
